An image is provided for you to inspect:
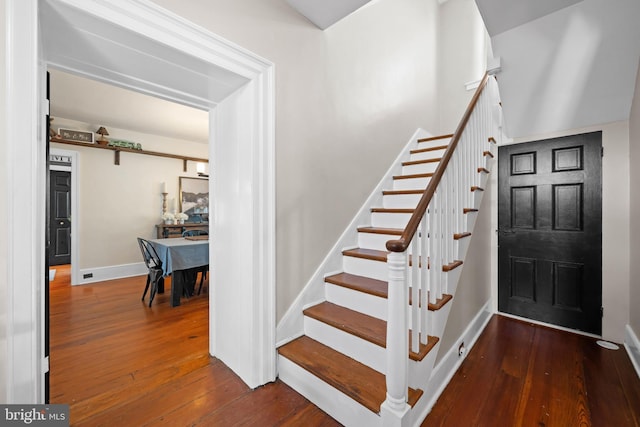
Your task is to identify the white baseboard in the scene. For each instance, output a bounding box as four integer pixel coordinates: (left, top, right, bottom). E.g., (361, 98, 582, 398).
(77, 262, 147, 285)
(624, 324, 640, 379)
(412, 300, 493, 426)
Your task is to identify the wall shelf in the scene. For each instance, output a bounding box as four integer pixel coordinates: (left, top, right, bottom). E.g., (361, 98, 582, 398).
(50, 137, 208, 171)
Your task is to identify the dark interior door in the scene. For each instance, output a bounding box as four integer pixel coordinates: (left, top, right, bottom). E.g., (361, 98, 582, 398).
(49, 170, 71, 266)
(498, 132, 602, 335)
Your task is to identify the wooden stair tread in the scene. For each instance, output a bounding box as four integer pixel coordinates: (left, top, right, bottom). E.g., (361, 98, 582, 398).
(410, 144, 448, 155)
(342, 248, 388, 262)
(443, 260, 463, 272)
(325, 273, 388, 298)
(326, 273, 454, 312)
(453, 232, 472, 240)
(382, 189, 424, 196)
(393, 172, 433, 180)
(478, 167, 490, 174)
(471, 186, 484, 192)
(417, 134, 453, 143)
(483, 150, 494, 158)
(305, 302, 386, 348)
(402, 158, 441, 166)
(278, 336, 423, 413)
(463, 208, 478, 214)
(370, 208, 414, 213)
(304, 302, 440, 362)
(357, 226, 403, 235)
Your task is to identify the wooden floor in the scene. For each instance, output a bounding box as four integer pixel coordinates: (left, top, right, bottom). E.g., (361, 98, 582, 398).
(49, 265, 339, 426)
(50, 265, 640, 426)
(424, 315, 640, 427)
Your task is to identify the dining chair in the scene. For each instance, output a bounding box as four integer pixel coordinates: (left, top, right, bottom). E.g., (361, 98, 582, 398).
(181, 230, 209, 295)
(137, 237, 164, 306)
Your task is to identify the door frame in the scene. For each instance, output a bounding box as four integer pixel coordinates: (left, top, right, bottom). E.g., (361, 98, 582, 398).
(49, 149, 79, 281)
(5, 0, 276, 402)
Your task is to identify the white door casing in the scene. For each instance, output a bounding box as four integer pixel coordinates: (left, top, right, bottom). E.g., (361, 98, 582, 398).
(5, 0, 276, 402)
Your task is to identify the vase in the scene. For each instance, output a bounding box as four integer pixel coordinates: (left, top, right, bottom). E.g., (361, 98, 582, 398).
(164, 219, 172, 225)
(179, 219, 185, 224)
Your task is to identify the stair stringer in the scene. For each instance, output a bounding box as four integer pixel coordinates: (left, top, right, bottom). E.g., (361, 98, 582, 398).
(276, 128, 433, 347)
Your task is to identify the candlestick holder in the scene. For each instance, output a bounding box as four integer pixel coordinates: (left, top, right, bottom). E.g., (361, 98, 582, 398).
(162, 192, 168, 214)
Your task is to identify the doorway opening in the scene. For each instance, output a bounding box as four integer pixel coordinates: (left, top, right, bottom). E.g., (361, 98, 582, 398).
(6, 0, 275, 402)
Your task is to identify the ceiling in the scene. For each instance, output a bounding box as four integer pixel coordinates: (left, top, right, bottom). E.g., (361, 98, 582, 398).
(50, 69, 210, 144)
(477, 0, 640, 137)
(475, 0, 584, 36)
(286, 0, 373, 29)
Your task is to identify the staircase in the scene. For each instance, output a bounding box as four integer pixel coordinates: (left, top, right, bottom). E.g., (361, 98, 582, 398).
(278, 74, 502, 426)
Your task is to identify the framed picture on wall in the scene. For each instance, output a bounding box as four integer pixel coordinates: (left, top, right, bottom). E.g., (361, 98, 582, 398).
(179, 176, 209, 222)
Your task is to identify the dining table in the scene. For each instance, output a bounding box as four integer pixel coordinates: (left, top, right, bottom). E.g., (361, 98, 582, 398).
(148, 237, 209, 307)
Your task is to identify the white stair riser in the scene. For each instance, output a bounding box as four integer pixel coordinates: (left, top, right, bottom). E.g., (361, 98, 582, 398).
(278, 356, 381, 427)
(443, 267, 463, 296)
(371, 212, 412, 229)
(393, 177, 430, 191)
(465, 211, 478, 231)
(408, 343, 439, 389)
(402, 161, 439, 176)
(325, 282, 387, 320)
(304, 317, 386, 374)
(382, 193, 422, 209)
(358, 232, 399, 252)
(343, 256, 387, 282)
(429, 301, 453, 337)
(456, 237, 471, 261)
(410, 148, 446, 162)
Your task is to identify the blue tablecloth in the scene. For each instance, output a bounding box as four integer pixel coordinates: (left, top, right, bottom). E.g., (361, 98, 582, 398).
(148, 238, 209, 276)
(148, 238, 209, 307)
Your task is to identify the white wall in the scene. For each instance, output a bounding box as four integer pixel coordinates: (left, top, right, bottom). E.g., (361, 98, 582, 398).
(51, 118, 207, 276)
(151, 0, 442, 321)
(0, 0, 8, 403)
(506, 121, 631, 343)
(629, 61, 640, 336)
(437, 0, 489, 132)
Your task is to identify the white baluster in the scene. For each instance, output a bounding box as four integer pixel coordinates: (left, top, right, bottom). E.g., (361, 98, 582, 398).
(410, 236, 419, 354)
(420, 216, 429, 344)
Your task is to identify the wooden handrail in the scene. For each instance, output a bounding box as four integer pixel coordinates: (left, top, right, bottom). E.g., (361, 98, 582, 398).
(386, 72, 490, 253)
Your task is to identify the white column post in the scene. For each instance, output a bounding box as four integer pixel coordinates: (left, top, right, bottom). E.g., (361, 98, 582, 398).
(381, 251, 410, 427)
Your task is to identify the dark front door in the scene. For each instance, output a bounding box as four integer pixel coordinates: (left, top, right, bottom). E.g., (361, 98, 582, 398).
(49, 170, 71, 266)
(498, 132, 602, 335)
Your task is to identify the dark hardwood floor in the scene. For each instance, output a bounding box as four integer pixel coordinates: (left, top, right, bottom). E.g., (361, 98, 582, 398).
(424, 315, 640, 427)
(50, 265, 640, 426)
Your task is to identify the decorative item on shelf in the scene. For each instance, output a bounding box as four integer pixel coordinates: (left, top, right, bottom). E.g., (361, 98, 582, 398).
(58, 128, 94, 144)
(161, 212, 175, 225)
(49, 118, 59, 138)
(175, 212, 188, 224)
(108, 139, 142, 150)
(96, 126, 109, 145)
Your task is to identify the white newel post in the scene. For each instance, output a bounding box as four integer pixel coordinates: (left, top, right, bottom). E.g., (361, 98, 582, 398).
(381, 251, 411, 427)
